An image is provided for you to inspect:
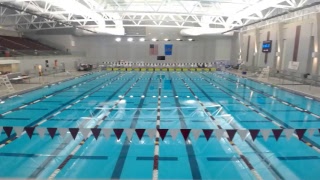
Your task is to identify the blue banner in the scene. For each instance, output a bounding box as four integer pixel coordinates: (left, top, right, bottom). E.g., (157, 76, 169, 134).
(165, 44, 173, 55)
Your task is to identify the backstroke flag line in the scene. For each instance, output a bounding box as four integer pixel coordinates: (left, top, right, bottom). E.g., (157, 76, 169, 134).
(165, 44, 173, 55)
(0, 126, 315, 142)
(149, 44, 158, 55)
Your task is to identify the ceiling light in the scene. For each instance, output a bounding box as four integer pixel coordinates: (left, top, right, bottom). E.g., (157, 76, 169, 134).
(127, 38, 133, 42)
(152, 38, 157, 41)
(115, 38, 121, 42)
(188, 38, 193, 41)
(176, 38, 181, 41)
(139, 38, 145, 42)
(164, 38, 169, 41)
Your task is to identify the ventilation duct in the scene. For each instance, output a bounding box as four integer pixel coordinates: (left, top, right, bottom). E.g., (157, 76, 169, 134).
(73, 27, 125, 36)
(180, 28, 233, 36)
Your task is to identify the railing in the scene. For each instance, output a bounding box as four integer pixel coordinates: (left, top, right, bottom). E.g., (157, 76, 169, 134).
(0, 51, 85, 60)
(0, 50, 70, 57)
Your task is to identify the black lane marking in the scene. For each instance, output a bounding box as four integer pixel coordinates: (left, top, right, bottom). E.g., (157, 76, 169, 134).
(229, 110, 254, 112)
(0, 153, 108, 160)
(239, 120, 271, 123)
(0, 72, 103, 114)
(137, 157, 178, 161)
(228, 72, 320, 101)
(111, 72, 154, 180)
(168, 72, 202, 180)
(27, 73, 129, 178)
(202, 73, 320, 149)
(217, 72, 320, 116)
(153, 73, 162, 171)
(184, 72, 284, 180)
(39, 101, 62, 103)
(0, 118, 30, 120)
(28, 73, 136, 178)
(26, 73, 122, 128)
(191, 120, 212, 122)
(207, 157, 240, 161)
(0, 72, 96, 101)
(271, 110, 300, 112)
(49, 119, 82, 122)
(0, 73, 119, 146)
(278, 156, 319, 160)
(0, 72, 115, 123)
(289, 120, 320, 122)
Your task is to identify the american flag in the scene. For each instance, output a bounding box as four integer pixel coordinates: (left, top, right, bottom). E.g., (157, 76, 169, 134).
(149, 44, 158, 55)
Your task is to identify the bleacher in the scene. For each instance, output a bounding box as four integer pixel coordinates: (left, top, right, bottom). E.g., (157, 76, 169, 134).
(0, 35, 65, 56)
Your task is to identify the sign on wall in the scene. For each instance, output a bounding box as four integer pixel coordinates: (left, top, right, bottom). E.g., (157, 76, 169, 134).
(288, 61, 299, 70)
(164, 44, 173, 55)
(262, 40, 272, 53)
(157, 56, 165, 60)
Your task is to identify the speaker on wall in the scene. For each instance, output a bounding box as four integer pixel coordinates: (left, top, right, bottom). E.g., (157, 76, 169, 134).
(45, 60, 49, 67)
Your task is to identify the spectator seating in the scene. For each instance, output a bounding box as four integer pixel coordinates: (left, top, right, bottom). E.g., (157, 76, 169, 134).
(0, 35, 63, 56)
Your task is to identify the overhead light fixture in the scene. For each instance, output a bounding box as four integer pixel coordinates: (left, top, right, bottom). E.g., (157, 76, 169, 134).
(188, 38, 193, 41)
(152, 38, 157, 41)
(139, 38, 145, 42)
(164, 38, 169, 41)
(115, 38, 121, 42)
(176, 38, 181, 41)
(127, 38, 133, 42)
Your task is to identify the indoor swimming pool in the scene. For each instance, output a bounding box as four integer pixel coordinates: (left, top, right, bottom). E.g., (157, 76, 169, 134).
(0, 70, 319, 180)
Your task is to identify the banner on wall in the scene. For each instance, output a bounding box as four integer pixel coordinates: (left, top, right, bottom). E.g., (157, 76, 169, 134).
(149, 44, 158, 55)
(164, 44, 173, 55)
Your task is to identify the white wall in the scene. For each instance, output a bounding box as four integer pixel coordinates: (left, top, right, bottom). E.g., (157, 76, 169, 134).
(240, 13, 320, 75)
(0, 55, 85, 74)
(26, 34, 237, 64)
(0, 28, 20, 37)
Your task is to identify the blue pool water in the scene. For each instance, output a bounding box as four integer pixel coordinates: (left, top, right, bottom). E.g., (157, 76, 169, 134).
(0, 71, 319, 179)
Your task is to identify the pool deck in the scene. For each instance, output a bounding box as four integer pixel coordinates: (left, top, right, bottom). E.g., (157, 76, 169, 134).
(227, 69, 320, 100)
(0, 70, 90, 99)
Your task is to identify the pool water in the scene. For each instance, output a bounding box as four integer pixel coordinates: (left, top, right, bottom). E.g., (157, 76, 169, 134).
(0, 71, 319, 179)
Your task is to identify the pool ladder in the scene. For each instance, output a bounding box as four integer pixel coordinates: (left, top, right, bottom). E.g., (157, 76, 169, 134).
(0, 75, 15, 92)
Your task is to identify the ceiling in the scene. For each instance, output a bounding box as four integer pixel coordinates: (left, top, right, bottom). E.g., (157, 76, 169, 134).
(0, 0, 317, 35)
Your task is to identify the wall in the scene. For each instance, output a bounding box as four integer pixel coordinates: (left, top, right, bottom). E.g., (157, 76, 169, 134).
(0, 55, 85, 74)
(26, 33, 237, 64)
(0, 28, 20, 37)
(240, 13, 320, 75)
